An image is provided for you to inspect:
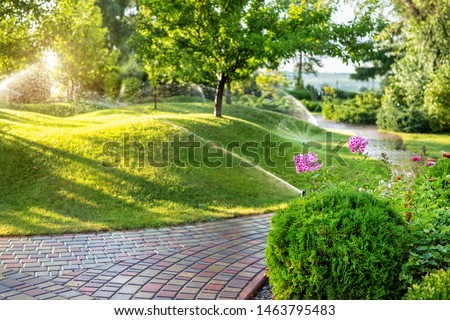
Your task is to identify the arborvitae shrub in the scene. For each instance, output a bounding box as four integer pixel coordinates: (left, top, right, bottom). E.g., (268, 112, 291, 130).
(266, 189, 412, 299)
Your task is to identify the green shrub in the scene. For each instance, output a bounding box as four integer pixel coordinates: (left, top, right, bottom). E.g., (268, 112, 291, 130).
(404, 269, 450, 300)
(424, 64, 450, 133)
(429, 159, 450, 194)
(321, 92, 381, 124)
(2, 102, 107, 117)
(305, 84, 320, 101)
(287, 89, 312, 101)
(4, 102, 75, 117)
(334, 88, 358, 100)
(401, 208, 450, 287)
(266, 189, 411, 299)
(377, 55, 435, 133)
(121, 77, 142, 100)
(321, 98, 336, 120)
(301, 100, 322, 112)
(104, 71, 121, 100)
(377, 100, 431, 133)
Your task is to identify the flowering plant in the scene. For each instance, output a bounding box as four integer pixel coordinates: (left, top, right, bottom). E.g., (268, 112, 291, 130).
(348, 136, 368, 154)
(294, 152, 322, 173)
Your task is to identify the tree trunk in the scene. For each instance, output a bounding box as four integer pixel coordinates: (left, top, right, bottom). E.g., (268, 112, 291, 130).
(296, 51, 304, 90)
(403, 0, 421, 18)
(214, 75, 228, 117)
(153, 85, 157, 109)
(72, 81, 79, 114)
(225, 80, 232, 105)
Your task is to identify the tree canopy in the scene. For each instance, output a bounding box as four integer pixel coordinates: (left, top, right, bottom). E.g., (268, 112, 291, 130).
(375, 0, 450, 132)
(49, 0, 111, 107)
(134, 0, 381, 116)
(0, 0, 49, 74)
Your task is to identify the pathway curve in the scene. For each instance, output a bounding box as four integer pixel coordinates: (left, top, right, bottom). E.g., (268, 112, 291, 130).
(313, 115, 414, 174)
(0, 214, 271, 300)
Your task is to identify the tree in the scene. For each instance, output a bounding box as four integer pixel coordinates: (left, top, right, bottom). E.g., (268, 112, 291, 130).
(135, 0, 381, 117)
(377, 0, 450, 132)
(135, 1, 317, 116)
(96, 0, 135, 61)
(294, 52, 322, 90)
(50, 0, 111, 110)
(256, 69, 290, 94)
(0, 1, 48, 75)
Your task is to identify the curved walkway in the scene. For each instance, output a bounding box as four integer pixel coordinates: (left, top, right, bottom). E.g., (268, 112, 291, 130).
(0, 214, 271, 300)
(312, 115, 414, 174)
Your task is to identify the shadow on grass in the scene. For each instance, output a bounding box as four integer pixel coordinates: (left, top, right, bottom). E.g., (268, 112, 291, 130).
(0, 131, 293, 235)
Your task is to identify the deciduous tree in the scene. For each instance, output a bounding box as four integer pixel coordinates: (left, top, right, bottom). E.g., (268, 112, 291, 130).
(50, 0, 111, 110)
(0, 0, 48, 74)
(135, 0, 381, 117)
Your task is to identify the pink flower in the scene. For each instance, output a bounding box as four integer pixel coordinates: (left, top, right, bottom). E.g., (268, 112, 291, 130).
(348, 136, 368, 154)
(411, 155, 422, 162)
(294, 152, 322, 173)
(427, 160, 436, 167)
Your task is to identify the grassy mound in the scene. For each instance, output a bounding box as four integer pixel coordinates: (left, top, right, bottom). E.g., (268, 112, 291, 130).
(0, 99, 384, 235)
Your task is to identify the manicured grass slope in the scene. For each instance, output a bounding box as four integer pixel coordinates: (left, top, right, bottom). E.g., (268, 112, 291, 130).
(0, 100, 382, 235)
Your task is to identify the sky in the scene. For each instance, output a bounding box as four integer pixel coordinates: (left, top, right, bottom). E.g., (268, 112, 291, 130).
(280, 3, 357, 74)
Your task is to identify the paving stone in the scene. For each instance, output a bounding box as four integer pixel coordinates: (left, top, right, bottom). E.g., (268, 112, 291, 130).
(156, 290, 177, 298)
(24, 288, 48, 297)
(8, 294, 37, 300)
(117, 284, 140, 295)
(141, 283, 163, 293)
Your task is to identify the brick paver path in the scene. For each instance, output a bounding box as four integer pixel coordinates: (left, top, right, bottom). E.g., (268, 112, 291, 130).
(0, 214, 271, 300)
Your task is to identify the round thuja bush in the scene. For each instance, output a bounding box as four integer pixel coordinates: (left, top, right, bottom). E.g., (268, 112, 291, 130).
(404, 269, 450, 300)
(266, 189, 412, 299)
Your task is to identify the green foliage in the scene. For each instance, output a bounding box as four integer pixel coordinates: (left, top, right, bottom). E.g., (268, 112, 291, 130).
(0, 1, 47, 74)
(235, 94, 288, 115)
(287, 89, 312, 101)
(266, 189, 411, 299)
(50, 0, 112, 100)
(288, 84, 321, 102)
(377, 101, 431, 133)
(400, 208, 450, 287)
(378, 53, 432, 133)
(236, 92, 315, 116)
(2, 101, 108, 117)
(424, 63, 450, 133)
(302, 100, 322, 112)
(294, 53, 322, 90)
(134, 0, 381, 115)
(96, 0, 134, 60)
(333, 88, 358, 100)
(404, 269, 450, 300)
(104, 71, 121, 100)
(121, 77, 142, 100)
(306, 84, 320, 101)
(6, 63, 51, 104)
(322, 92, 381, 124)
(376, 0, 450, 133)
(255, 69, 290, 93)
(162, 96, 206, 104)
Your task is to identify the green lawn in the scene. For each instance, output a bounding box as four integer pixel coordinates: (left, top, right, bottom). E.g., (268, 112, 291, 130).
(0, 99, 385, 236)
(390, 131, 450, 158)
